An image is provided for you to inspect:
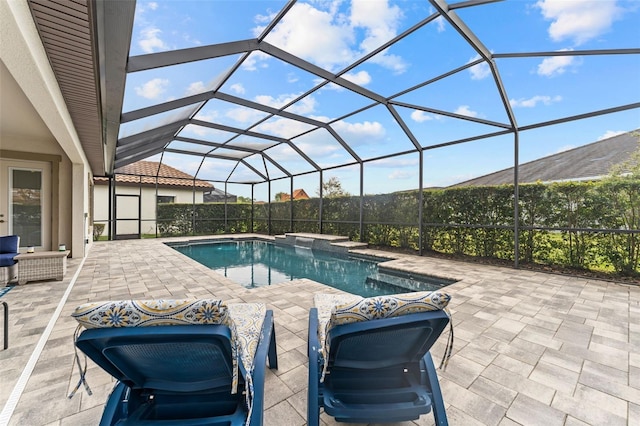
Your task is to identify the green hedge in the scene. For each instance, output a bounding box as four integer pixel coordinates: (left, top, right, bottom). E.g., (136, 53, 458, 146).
(157, 178, 639, 276)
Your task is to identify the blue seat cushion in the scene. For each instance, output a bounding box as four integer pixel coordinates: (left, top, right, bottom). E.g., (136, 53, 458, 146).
(0, 252, 17, 267)
(0, 235, 19, 254)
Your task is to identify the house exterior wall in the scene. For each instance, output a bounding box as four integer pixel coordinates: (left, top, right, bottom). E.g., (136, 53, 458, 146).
(94, 184, 205, 237)
(1, 0, 93, 258)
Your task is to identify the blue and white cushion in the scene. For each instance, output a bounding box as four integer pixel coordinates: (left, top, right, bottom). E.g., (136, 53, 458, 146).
(71, 299, 229, 328)
(314, 291, 452, 381)
(70, 298, 266, 424)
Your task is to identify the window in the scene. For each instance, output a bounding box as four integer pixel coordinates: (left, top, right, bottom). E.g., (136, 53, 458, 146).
(157, 195, 175, 204)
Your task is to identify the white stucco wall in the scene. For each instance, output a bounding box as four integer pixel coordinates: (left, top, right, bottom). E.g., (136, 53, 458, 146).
(1, 0, 92, 257)
(94, 184, 205, 237)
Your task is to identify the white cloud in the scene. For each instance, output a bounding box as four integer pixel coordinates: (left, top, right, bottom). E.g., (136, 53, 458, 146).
(257, 1, 406, 73)
(435, 15, 446, 33)
(136, 2, 158, 15)
(388, 170, 413, 180)
(467, 55, 491, 80)
(410, 110, 434, 122)
(321, 81, 347, 92)
(226, 107, 264, 124)
(185, 81, 206, 96)
(536, 0, 622, 45)
(263, 138, 341, 162)
(369, 52, 408, 74)
(537, 51, 576, 76)
(138, 27, 168, 53)
(510, 95, 562, 108)
(351, 0, 402, 51)
(454, 105, 478, 118)
(254, 94, 289, 109)
(193, 111, 218, 122)
(230, 83, 245, 95)
(342, 70, 372, 86)
(188, 112, 221, 136)
(250, 92, 316, 115)
(287, 97, 317, 115)
(255, 117, 316, 139)
(182, 33, 202, 47)
(260, 3, 354, 71)
(351, 0, 408, 73)
(332, 120, 385, 143)
(241, 51, 271, 71)
(134, 78, 169, 99)
(293, 142, 341, 158)
(598, 130, 626, 140)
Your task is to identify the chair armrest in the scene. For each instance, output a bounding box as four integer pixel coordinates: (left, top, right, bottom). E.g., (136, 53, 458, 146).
(308, 308, 320, 357)
(422, 351, 448, 426)
(249, 309, 277, 426)
(100, 381, 129, 426)
(307, 308, 321, 426)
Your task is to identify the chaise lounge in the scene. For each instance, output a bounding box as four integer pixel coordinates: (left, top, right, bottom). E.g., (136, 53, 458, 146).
(70, 299, 278, 425)
(308, 291, 453, 425)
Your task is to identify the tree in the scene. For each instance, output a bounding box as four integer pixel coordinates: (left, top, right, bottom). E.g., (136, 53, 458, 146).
(596, 132, 640, 274)
(236, 196, 253, 203)
(274, 192, 288, 202)
(317, 176, 350, 198)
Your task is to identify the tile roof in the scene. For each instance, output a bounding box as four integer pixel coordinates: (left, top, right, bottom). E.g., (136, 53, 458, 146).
(279, 189, 310, 201)
(94, 161, 213, 189)
(451, 130, 639, 187)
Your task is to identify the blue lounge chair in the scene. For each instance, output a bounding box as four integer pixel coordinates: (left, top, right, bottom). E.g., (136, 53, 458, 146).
(308, 292, 452, 425)
(0, 235, 19, 285)
(70, 299, 277, 426)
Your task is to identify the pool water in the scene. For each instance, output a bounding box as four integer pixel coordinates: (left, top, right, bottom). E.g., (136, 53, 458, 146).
(171, 240, 453, 297)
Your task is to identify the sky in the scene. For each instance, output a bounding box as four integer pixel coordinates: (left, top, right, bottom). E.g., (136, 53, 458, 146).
(120, 0, 640, 200)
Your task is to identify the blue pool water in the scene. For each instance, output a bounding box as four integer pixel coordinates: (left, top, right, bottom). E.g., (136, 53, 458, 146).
(170, 240, 454, 297)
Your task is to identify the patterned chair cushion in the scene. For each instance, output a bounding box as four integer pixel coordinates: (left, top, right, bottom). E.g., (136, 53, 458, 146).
(314, 291, 452, 382)
(329, 290, 451, 327)
(71, 299, 229, 328)
(70, 299, 266, 410)
(313, 293, 362, 358)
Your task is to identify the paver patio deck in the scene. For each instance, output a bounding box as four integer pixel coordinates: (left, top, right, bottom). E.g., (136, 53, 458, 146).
(0, 235, 638, 425)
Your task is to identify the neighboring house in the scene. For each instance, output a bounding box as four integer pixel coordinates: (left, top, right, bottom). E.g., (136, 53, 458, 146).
(278, 189, 310, 201)
(451, 130, 639, 187)
(94, 161, 213, 238)
(204, 188, 237, 203)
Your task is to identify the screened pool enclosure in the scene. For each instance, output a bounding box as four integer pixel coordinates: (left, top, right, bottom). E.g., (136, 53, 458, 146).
(80, 0, 639, 272)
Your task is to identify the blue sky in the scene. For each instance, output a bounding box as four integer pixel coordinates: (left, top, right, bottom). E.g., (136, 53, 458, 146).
(121, 0, 640, 200)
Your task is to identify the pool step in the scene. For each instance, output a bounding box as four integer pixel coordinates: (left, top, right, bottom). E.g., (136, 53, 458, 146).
(274, 233, 367, 254)
(365, 272, 452, 293)
(330, 241, 368, 250)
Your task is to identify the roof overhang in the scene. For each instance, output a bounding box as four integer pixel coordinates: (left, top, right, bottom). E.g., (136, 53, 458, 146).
(25, 0, 134, 176)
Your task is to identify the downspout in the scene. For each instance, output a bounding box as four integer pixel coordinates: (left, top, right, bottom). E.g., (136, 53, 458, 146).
(108, 176, 113, 240)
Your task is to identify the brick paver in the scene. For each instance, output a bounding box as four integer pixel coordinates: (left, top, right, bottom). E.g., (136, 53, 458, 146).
(1, 235, 638, 425)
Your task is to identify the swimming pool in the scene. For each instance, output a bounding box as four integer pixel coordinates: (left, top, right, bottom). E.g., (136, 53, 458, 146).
(170, 239, 454, 297)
